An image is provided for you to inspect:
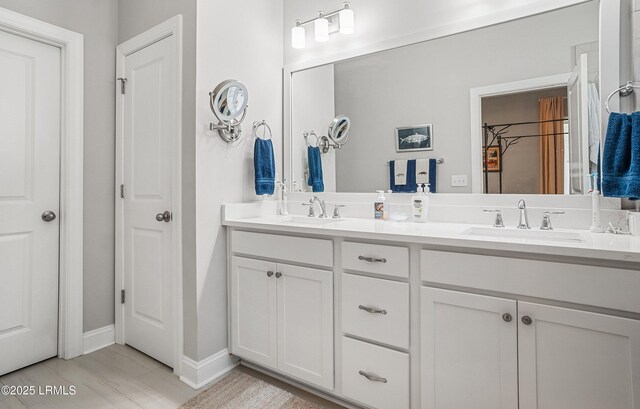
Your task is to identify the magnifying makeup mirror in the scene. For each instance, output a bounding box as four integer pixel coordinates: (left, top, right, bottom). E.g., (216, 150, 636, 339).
(318, 115, 351, 153)
(209, 79, 249, 143)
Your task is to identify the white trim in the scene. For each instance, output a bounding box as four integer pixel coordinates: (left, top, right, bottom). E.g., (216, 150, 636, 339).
(468, 73, 571, 193)
(83, 325, 115, 355)
(179, 350, 240, 390)
(0, 7, 84, 360)
(114, 15, 184, 375)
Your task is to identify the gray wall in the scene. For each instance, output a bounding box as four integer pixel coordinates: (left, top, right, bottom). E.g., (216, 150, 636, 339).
(482, 88, 567, 194)
(117, 0, 198, 359)
(195, 0, 283, 360)
(0, 0, 118, 332)
(333, 1, 599, 193)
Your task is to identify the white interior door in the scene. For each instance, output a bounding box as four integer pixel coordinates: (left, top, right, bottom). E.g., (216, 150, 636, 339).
(421, 287, 518, 409)
(277, 263, 333, 390)
(230, 257, 278, 369)
(0, 30, 61, 375)
(518, 302, 640, 409)
(121, 35, 176, 367)
(567, 53, 589, 194)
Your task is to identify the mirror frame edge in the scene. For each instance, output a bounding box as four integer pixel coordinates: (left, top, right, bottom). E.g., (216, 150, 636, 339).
(284, 0, 621, 207)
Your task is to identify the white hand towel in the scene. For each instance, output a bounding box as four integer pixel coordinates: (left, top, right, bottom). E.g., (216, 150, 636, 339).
(394, 160, 408, 185)
(416, 159, 429, 184)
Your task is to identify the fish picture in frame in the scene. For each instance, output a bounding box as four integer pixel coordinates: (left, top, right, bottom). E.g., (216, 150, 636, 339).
(395, 124, 433, 152)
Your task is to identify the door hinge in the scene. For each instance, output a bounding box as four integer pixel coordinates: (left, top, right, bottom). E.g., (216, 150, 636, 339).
(117, 77, 127, 94)
(120, 184, 125, 199)
(121, 289, 125, 304)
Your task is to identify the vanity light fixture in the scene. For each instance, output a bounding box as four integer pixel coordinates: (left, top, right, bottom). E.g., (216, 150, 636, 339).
(315, 13, 329, 42)
(291, 2, 354, 49)
(292, 21, 306, 49)
(339, 4, 354, 34)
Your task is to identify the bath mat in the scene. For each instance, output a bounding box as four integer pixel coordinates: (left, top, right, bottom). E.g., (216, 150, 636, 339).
(179, 369, 329, 409)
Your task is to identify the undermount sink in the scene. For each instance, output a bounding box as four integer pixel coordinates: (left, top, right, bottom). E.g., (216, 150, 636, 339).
(281, 216, 343, 226)
(462, 227, 585, 243)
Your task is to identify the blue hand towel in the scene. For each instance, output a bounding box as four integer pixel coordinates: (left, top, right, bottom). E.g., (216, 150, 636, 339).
(307, 146, 324, 192)
(390, 160, 418, 192)
(428, 158, 437, 193)
(602, 112, 640, 198)
(254, 138, 276, 195)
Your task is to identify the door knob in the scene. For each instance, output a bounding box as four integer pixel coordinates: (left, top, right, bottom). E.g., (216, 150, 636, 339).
(502, 313, 513, 323)
(155, 211, 171, 223)
(41, 211, 57, 222)
(521, 315, 533, 326)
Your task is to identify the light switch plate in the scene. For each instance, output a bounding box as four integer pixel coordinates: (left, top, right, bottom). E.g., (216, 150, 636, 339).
(451, 175, 468, 187)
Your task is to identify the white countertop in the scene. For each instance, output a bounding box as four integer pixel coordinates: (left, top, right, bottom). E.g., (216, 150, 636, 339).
(223, 214, 640, 266)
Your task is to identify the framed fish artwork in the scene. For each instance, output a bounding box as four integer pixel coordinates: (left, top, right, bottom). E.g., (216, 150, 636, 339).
(395, 124, 433, 152)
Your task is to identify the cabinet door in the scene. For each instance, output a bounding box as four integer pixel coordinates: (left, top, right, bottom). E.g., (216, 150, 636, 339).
(277, 263, 334, 390)
(421, 287, 518, 409)
(518, 302, 640, 409)
(230, 257, 278, 369)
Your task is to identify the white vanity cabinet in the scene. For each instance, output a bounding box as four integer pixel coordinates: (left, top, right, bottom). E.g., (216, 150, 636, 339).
(421, 287, 640, 409)
(230, 255, 334, 390)
(518, 302, 640, 409)
(420, 287, 518, 409)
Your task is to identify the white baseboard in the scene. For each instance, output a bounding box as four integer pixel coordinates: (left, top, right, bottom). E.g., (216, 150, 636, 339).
(83, 324, 115, 355)
(179, 349, 240, 389)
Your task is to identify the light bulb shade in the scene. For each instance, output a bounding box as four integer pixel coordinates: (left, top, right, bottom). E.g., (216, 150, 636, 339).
(291, 25, 306, 49)
(315, 18, 329, 42)
(339, 9, 354, 34)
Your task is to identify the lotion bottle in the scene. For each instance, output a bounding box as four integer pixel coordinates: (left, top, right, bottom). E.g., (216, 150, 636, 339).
(412, 184, 430, 223)
(374, 190, 386, 220)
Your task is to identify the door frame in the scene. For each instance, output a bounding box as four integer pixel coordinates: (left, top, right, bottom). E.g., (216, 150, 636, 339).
(114, 15, 184, 375)
(0, 7, 84, 360)
(469, 73, 570, 193)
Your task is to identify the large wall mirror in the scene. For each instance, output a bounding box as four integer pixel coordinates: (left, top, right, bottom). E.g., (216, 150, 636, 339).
(285, 1, 622, 195)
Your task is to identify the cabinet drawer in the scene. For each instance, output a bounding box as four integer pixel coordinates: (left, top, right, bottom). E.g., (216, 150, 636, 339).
(231, 231, 333, 267)
(421, 250, 640, 314)
(342, 337, 409, 409)
(342, 242, 408, 278)
(342, 274, 409, 349)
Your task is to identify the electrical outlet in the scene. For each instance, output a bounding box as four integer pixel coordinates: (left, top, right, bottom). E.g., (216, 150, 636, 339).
(451, 175, 468, 187)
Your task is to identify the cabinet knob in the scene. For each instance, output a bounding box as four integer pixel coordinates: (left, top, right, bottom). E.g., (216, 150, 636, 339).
(521, 315, 533, 326)
(502, 313, 512, 323)
(275, 272, 282, 278)
(267, 271, 274, 277)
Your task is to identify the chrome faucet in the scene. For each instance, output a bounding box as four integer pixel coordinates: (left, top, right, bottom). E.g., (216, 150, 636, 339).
(517, 199, 530, 229)
(310, 196, 328, 218)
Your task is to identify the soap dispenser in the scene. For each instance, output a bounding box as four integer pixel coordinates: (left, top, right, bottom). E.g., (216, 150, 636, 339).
(412, 183, 430, 223)
(374, 190, 386, 220)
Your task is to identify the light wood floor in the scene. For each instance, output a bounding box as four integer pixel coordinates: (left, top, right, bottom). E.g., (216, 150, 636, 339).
(0, 344, 344, 409)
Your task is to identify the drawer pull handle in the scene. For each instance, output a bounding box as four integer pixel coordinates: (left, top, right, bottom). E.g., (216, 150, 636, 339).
(358, 256, 387, 263)
(359, 370, 388, 383)
(359, 305, 387, 315)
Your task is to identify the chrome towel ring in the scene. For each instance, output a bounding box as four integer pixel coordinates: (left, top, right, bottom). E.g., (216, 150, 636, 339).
(304, 131, 319, 148)
(253, 120, 272, 140)
(605, 81, 639, 114)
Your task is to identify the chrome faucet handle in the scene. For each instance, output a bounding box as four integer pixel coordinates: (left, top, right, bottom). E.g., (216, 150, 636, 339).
(333, 204, 346, 219)
(517, 199, 530, 229)
(483, 209, 505, 228)
(312, 196, 328, 218)
(302, 202, 315, 217)
(540, 210, 565, 230)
